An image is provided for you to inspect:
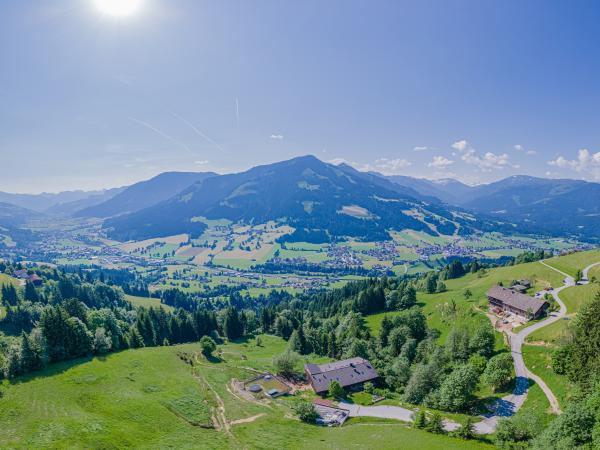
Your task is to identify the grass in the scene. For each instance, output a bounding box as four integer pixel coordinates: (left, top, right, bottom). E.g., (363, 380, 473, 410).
(0, 335, 493, 449)
(124, 294, 174, 312)
(521, 344, 574, 408)
(560, 283, 599, 314)
(544, 249, 600, 277)
(366, 260, 563, 341)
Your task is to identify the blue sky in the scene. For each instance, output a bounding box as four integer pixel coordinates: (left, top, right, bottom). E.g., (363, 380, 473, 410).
(1, 0, 600, 192)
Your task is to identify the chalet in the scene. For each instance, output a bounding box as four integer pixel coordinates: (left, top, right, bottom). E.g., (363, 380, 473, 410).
(305, 357, 379, 394)
(487, 285, 548, 319)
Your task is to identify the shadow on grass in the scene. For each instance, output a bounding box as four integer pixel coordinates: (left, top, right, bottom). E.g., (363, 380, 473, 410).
(473, 377, 534, 418)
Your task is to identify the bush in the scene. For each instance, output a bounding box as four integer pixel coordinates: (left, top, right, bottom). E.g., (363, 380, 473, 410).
(328, 380, 345, 399)
(427, 412, 445, 434)
(363, 381, 374, 394)
(199, 336, 217, 357)
(413, 409, 427, 429)
(292, 400, 318, 423)
(272, 351, 300, 377)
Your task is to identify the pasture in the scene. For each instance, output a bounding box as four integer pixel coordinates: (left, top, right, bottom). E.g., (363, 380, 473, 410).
(0, 335, 493, 449)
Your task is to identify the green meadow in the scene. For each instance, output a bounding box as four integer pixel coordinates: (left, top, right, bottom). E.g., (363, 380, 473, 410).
(0, 335, 492, 450)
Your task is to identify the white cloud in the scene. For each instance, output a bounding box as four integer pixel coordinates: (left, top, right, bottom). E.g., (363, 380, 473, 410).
(451, 140, 469, 152)
(194, 160, 209, 165)
(413, 146, 429, 152)
(428, 155, 454, 169)
(329, 157, 412, 175)
(375, 158, 412, 174)
(452, 139, 517, 171)
(548, 149, 600, 179)
(270, 134, 284, 140)
(514, 144, 537, 156)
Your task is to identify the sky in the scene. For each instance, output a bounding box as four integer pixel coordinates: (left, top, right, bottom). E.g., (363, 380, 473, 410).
(2, 0, 600, 193)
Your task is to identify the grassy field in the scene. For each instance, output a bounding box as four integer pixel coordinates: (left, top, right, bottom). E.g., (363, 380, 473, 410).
(124, 294, 174, 312)
(544, 249, 600, 277)
(560, 282, 599, 314)
(0, 335, 493, 449)
(521, 345, 574, 408)
(0, 273, 21, 288)
(366, 260, 563, 341)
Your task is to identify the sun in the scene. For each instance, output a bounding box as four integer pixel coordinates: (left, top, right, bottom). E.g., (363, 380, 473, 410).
(94, 0, 143, 17)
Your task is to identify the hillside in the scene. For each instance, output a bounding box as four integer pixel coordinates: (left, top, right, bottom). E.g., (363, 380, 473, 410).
(103, 156, 476, 242)
(384, 174, 600, 241)
(0, 202, 40, 228)
(0, 189, 114, 213)
(76, 171, 217, 218)
(0, 337, 492, 450)
(46, 187, 125, 215)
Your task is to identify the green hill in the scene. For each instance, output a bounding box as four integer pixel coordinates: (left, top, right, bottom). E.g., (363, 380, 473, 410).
(0, 336, 492, 449)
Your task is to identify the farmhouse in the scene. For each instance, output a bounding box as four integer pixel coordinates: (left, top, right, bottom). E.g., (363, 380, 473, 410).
(487, 285, 548, 319)
(305, 357, 379, 394)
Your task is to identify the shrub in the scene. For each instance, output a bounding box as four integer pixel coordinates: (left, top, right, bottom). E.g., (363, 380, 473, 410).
(292, 400, 318, 423)
(199, 336, 217, 357)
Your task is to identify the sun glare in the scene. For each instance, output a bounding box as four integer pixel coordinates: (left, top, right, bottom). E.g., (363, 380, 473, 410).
(94, 0, 143, 17)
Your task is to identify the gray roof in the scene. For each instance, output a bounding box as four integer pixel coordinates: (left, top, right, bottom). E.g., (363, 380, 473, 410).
(305, 357, 379, 393)
(487, 285, 547, 314)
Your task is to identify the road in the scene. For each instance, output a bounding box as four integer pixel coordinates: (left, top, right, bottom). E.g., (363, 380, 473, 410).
(338, 259, 600, 433)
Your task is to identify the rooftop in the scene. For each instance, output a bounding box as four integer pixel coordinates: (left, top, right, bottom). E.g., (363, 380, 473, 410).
(305, 357, 379, 393)
(487, 285, 547, 315)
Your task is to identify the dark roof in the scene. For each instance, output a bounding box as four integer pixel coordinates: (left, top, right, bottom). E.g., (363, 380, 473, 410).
(487, 285, 547, 315)
(305, 357, 379, 393)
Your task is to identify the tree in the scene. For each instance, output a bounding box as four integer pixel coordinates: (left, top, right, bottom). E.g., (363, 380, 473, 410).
(385, 357, 411, 391)
(413, 409, 427, 429)
(199, 335, 217, 357)
(437, 364, 479, 412)
(470, 323, 495, 358)
(20, 332, 44, 372)
(328, 380, 345, 399)
(24, 281, 39, 303)
(363, 381, 374, 394)
(495, 412, 543, 450)
(456, 416, 475, 440)
(292, 399, 317, 423)
(272, 351, 300, 377)
(223, 307, 244, 340)
(483, 353, 513, 392)
(575, 269, 583, 283)
(403, 363, 438, 404)
(93, 327, 112, 354)
(287, 328, 306, 354)
(427, 412, 445, 434)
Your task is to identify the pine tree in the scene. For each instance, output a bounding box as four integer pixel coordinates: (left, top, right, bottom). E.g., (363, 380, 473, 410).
(20, 332, 44, 372)
(413, 409, 427, 429)
(24, 281, 39, 302)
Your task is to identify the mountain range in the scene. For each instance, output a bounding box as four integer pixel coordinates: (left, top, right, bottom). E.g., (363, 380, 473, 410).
(1, 155, 600, 243)
(103, 155, 473, 242)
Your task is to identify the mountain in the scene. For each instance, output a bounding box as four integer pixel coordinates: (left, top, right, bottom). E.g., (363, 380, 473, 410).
(454, 175, 600, 240)
(46, 187, 126, 215)
(0, 202, 40, 228)
(385, 176, 473, 205)
(0, 189, 115, 213)
(104, 156, 475, 242)
(76, 172, 217, 218)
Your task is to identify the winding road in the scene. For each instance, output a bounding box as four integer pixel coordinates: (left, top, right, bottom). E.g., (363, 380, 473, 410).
(340, 259, 600, 434)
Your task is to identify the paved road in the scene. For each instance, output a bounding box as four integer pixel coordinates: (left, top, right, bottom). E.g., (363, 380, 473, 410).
(339, 259, 599, 432)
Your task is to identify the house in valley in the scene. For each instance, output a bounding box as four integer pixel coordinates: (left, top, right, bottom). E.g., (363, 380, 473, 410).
(305, 357, 379, 394)
(487, 285, 548, 319)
